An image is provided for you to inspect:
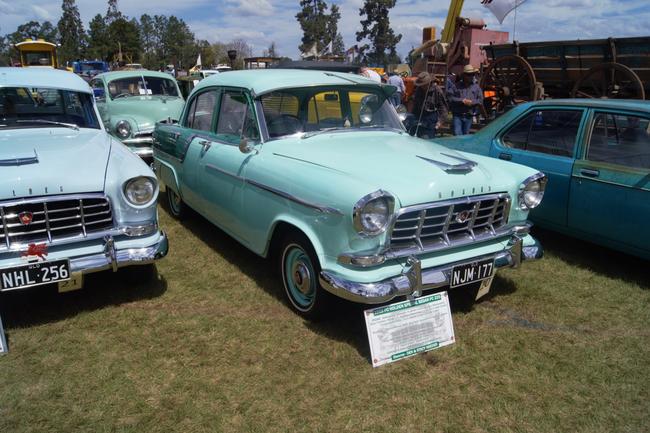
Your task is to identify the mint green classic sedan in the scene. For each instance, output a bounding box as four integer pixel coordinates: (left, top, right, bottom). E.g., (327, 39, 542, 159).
(153, 70, 546, 318)
(91, 71, 184, 159)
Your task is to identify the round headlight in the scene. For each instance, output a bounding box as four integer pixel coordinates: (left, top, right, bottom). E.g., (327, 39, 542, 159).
(353, 191, 394, 236)
(124, 177, 156, 206)
(519, 173, 547, 210)
(116, 120, 131, 138)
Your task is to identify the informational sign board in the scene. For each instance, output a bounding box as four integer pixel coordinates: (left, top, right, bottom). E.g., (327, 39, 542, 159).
(0, 314, 7, 355)
(364, 292, 455, 367)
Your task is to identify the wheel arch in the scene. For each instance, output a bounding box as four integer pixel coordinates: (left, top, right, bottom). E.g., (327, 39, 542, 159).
(264, 216, 326, 264)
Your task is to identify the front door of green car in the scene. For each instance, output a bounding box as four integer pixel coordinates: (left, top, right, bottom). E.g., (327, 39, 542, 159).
(569, 110, 650, 257)
(198, 89, 261, 236)
(493, 108, 586, 228)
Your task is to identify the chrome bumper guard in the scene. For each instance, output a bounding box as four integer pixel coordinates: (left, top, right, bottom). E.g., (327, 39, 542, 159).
(319, 234, 543, 305)
(69, 231, 168, 275)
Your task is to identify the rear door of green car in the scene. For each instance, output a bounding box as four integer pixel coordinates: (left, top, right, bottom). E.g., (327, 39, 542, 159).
(568, 109, 650, 257)
(493, 107, 587, 228)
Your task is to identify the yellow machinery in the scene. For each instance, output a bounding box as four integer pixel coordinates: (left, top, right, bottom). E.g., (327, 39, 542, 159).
(441, 0, 465, 44)
(14, 39, 58, 68)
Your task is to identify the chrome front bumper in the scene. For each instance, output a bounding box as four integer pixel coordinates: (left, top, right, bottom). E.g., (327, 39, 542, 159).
(70, 231, 168, 274)
(319, 235, 543, 304)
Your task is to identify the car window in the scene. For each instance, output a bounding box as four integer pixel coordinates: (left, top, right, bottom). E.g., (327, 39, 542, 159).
(588, 113, 650, 170)
(216, 91, 259, 142)
(90, 80, 105, 101)
(261, 92, 302, 138)
(186, 90, 217, 132)
(108, 76, 179, 99)
(0, 87, 100, 129)
(307, 91, 344, 129)
(502, 109, 582, 157)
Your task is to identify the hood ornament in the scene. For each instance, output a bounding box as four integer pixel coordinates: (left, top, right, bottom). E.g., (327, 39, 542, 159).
(417, 153, 477, 174)
(0, 149, 39, 166)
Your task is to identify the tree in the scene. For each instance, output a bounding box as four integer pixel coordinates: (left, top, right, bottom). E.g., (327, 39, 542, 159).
(108, 17, 140, 62)
(355, 0, 402, 67)
(7, 21, 59, 45)
(162, 16, 195, 69)
(105, 0, 123, 25)
(332, 33, 345, 56)
(57, 0, 85, 63)
(87, 14, 109, 60)
(263, 42, 278, 58)
(296, 0, 333, 55)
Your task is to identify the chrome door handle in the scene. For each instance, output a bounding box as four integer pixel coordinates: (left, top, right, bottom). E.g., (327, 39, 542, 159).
(580, 168, 600, 178)
(498, 152, 512, 161)
(199, 140, 211, 151)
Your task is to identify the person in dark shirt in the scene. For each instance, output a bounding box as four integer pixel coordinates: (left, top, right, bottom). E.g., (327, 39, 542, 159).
(410, 72, 448, 139)
(448, 65, 483, 135)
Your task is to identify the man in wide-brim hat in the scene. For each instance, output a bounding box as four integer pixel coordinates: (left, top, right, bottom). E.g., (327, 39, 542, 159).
(409, 71, 448, 139)
(448, 64, 483, 135)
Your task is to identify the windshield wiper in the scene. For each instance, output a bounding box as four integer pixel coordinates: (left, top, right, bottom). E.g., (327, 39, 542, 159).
(16, 119, 79, 130)
(301, 127, 350, 139)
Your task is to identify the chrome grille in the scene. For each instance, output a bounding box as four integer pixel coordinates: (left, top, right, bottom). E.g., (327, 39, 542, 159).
(389, 194, 510, 253)
(0, 196, 113, 248)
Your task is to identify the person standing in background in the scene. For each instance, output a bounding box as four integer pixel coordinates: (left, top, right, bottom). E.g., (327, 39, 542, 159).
(410, 72, 448, 139)
(387, 72, 406, 107)
(448, 65, 483, 135)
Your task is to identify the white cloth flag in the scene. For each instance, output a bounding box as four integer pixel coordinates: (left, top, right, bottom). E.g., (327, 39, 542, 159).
(481, 0, 527, 24)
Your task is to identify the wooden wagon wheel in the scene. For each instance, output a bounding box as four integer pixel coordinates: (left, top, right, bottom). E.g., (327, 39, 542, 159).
(480, 55, 538, 113)
(571, 62, 645, 99)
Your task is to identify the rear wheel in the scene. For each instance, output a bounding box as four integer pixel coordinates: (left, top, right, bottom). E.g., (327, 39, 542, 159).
(279, 232, 333, 320)
(166, 188, 186, 219)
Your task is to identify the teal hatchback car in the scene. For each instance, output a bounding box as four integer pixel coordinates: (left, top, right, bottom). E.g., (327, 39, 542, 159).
(153, 70, 545, 318)
(438, 100, 650, 260)
(91, 71, 184, 159)
(0, 68, 168, 293)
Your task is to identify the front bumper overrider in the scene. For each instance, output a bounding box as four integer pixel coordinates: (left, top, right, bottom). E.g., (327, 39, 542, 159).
(319, 233, 542, 304)
(70, 231, 168, 274)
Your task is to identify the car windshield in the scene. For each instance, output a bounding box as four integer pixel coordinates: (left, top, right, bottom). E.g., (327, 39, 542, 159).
(260, 86, 404, 139)
(107, 76, 179, 99)
(0, 86, 100, 130)
(23, 51, 54, 66)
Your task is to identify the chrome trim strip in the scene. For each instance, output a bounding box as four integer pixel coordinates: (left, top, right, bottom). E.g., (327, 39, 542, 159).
(322, 234, 542, 304)
(0, 149, 39, 166)
(417, 153, 478, 173)
(123, 137, 154, 145)
(205, 163, 343, 215)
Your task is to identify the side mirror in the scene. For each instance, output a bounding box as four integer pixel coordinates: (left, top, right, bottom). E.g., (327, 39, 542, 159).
(396, 104, 408, 122)
(239, 138, 254, 154)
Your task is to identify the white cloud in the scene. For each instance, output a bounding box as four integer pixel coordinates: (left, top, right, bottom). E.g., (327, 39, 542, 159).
(226, 0, 274, 17)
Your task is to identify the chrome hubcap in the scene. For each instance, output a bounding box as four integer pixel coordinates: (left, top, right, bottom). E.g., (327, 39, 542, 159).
(291, 262, 311, 295)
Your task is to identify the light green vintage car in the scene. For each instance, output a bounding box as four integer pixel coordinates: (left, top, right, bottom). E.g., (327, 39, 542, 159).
(153, 70, 545, 318)
(91, 70, 184, 159)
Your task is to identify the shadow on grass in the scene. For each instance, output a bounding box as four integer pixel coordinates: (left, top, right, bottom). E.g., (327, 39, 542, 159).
(160, 197, 525, 360)
(0, 269, 168, 329)
(532, 227, 649, 290)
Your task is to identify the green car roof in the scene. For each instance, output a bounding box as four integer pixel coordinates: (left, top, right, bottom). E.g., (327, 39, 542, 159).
(96, 70, 179, 83)
(192, 69, 394, 97)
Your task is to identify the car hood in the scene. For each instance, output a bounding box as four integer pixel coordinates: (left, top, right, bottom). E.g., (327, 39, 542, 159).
(110, 96, 184, 131)
(0, 128, 111, 199)
(267, 131, 524, 206)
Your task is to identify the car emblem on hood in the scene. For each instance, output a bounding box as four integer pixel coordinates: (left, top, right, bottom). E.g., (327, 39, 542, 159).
(18, 212, 34, 226)
(417, 153, 477, 174)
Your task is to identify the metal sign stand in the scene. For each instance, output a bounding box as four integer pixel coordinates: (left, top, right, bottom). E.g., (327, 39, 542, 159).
(0, 314, 7, 355)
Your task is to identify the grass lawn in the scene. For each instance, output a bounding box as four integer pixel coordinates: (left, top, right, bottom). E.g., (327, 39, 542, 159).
(1, 201, 648, 433)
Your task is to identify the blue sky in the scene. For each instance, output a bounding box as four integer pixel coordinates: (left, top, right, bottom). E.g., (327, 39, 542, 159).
(2, 0, 649, 60)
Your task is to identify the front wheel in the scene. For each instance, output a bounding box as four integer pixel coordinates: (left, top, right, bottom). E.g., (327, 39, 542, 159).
(166, 188, 186, 219)
(279, 233, 333, 320)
